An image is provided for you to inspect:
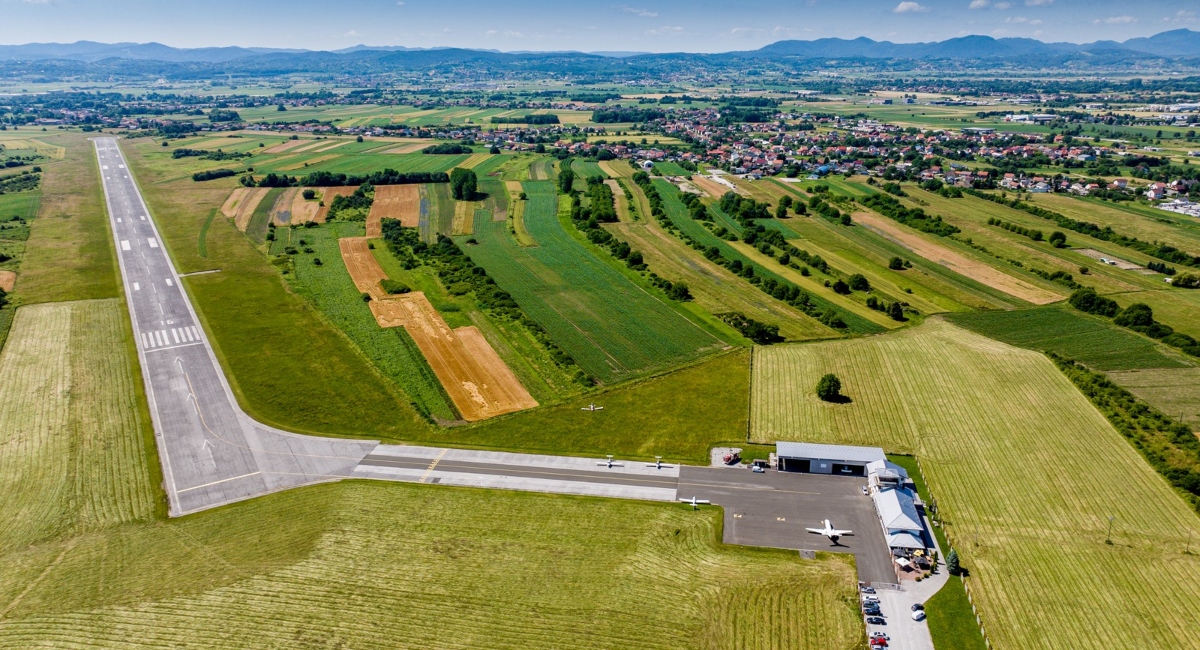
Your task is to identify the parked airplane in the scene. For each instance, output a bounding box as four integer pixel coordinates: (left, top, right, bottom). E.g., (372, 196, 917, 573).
(806, 520, 854, 545)
(581, 403, 604, 412)
(596, 455, 624, 468)
(646, 456, 673, 470)
(679, 496, 711, 510)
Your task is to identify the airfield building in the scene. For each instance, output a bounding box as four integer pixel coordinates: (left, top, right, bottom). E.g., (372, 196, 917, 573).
(774, 442, 886, 476)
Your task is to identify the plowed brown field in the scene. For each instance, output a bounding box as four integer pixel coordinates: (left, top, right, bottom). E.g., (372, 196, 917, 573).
(370, 292, 537, 420)
(366, 185, 421, 236)
(263, 139, 311, 154)
(0, 270, 15, 292)
(692, 175, 739, 198)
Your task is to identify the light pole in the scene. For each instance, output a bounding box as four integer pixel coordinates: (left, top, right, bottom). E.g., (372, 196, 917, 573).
(1106, 515, 1115, 545)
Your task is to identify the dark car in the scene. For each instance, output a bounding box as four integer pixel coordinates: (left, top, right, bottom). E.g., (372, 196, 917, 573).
(863, 608, 882, 616)
(911, 603, 925, 612)
(867, 616, 887, 625)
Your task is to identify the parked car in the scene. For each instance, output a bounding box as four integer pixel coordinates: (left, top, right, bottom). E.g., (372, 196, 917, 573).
(911, 603, 925, 612)
(860, 586, 876, 594)
(861, 486, 869, 495)
(866, 616, 887, 625)
(752, 465, 766, 473)
(870, 632, 890, 641)
(864, 608, 882, 616)
(869, 638, 888, 647)
(912, 610, 927, 622)
(862, 596, 880, 604)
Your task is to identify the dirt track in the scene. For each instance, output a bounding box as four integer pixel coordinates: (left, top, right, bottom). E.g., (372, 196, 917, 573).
(692, 175, 739, 198)
(0, 270, 15, 292)
(853, 210, 1064, 305)
(370, 292, 537, 421)
(367, 185, 422, 236)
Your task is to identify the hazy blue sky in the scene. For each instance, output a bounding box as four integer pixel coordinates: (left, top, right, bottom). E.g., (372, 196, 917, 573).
(2, 0, 1197, 52)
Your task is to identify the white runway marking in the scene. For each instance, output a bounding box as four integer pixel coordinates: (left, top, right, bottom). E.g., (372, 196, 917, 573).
(121, 240, 131, 251)
(171, 329, 180, 344)
(189, 326, 200, 340)
(147, 238, 158, 248)
(165, 278, 173, 287)
(133, 282, 140, 291)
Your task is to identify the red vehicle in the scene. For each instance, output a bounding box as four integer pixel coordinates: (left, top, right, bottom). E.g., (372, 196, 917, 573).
(723, 451, 740, 465)
(869, 638, 888, 647)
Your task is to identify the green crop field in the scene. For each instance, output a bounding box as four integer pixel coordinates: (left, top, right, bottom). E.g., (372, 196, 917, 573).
(458, 180, 724, 384)
(281, 221, 458, 421)
(947, 306, 1189, 371)
(751, 320, 1200, 649)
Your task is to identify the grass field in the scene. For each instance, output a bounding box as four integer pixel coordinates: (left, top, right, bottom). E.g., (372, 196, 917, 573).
(0, 302, 863, 649)
(124, 140, 434, 439)
(750, 320, 1200, 649)
(459, 180, 725, 384)
(947, 306, 1189, 371)
(1105, 367, 1200, 431)
(282, 222, 458, 421)
(16, 132, 118, 303)
(0, 300, 158, 554)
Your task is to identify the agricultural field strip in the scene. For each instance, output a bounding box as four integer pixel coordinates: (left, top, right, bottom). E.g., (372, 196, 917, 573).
(751, 321, 1200, 649)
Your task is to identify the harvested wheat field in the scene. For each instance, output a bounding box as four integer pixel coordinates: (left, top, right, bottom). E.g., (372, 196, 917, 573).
(452, 200, 475, 235)
(605, 179, 633, 222)
(338, 237, 388, 298)
(598, 160, 633, 178)
(312, 140, 350, 153)
(0, 271, 14, 293)
(263, 139, 312, 154)
(278, 153, 341, 172)
(315, 187, 357, 222)
(853, 210, 1063, 305)
(288, 189, 322, 225)
(268, 188, 299, 226)
(459, 153, 493, 169)
(367, 185, 421, 236)
(371, 292, 537, 420)
(692, 175, 739, 198)
(221, 187, 271, 231)
(384, 140, 435, 154)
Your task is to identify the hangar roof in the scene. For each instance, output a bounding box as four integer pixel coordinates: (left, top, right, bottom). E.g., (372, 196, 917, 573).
(775, 442, 887, 464)
(873, 487, 924, 533)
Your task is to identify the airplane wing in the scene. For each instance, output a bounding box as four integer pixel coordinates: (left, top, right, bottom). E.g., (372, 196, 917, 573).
(805, 528, 824, 534)
(832, 530, 854, 537)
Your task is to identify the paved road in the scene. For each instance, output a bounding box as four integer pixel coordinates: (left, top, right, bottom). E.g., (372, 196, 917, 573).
(96, 138, 378, 516)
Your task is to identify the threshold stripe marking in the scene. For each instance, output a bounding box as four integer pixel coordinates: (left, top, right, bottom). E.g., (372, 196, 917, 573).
(419, 449, 449, 484)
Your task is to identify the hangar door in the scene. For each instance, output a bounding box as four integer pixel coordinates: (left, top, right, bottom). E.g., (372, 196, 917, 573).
(832, 463, 865, 477)
(780, 458, 810, 473)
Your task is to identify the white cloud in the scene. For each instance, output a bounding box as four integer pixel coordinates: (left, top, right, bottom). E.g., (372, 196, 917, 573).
(645, 25, 684, 36)
(617, 5, 658, 18)
(342, 30, 360, 38)
(1006, 16, 1041, 24)
(1166, 10, 1195, 23)
(1024, 0, 1052, 5)
(485, 29, 498, 36)
(968, 0, 989, 9)
(1095, 15, 1136, 25)
(994, 2, 1012, 8)
(395, 1, 404, 5)
(894, 2, 930, 13)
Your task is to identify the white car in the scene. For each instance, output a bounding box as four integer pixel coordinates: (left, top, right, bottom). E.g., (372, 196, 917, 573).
(911, 610, 927, 622)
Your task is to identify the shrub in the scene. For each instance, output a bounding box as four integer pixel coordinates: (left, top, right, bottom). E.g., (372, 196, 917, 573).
(302, 189, 316, 200)
(888, 256, 905, 270)
(361, 292, 372, 302)
(1068, 288, 1119, 317)
(816, 374, 842, 402)
(1114, 303, 1154, 328)
(381, 279, 411, 295)
(1049, 231, 1068, 248)
(847, 273, 870, 292)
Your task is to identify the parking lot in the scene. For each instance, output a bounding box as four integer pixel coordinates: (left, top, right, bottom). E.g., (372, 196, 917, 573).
(677, 465, 897, 585)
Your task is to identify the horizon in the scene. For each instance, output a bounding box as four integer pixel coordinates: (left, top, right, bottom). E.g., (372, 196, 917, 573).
(1, 0, 1196, 54)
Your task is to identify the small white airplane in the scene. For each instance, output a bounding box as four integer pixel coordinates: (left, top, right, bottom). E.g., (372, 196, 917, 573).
(646, 456, 673, 470)
(806, 520, 854, 545)
(679, 496, 711, 510)
(596, 455, 624, 468)
(581, 403, 604, 412)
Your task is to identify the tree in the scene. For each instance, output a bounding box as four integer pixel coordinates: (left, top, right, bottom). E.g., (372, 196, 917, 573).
(888, 256, 905, 270)
(557, 163, 576, 194)
(848, 273, 870, 292)
(1049, 231, 1067, 248)
(889, 302, 905, 321)
(816, 374, 842, 402)
(489, 146, 501, 155)
(356, 135, 363, 143)
(1068, 287, 1119, 317)
(0, 287, 7, 310)
(832, 279, 850, 295)
(1114, 303, 1154, 328)
(449, 168, 478, 201)
(947, 549, 960, 576)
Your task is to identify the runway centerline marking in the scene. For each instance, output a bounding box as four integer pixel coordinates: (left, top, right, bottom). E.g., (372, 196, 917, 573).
(177, 471, 262, 494)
